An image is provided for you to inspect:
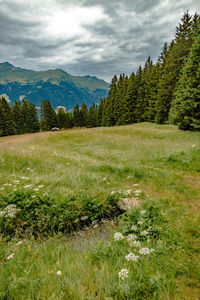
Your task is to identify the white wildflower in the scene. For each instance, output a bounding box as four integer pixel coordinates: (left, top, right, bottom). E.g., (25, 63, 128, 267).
(113, 232, 124, 241)
(139, 247, 155, 255)
(27, 167, 31, 170)
(127, 234, 137, 242)
(134, 189, 142, 194)
(140, 210, 147, 215)
(110, 191, 116, 195)
(38, 185, 44, 189)
(2, 204, 20, 218)
(192, 144, 196, 148)
(32, 195, 37, 198)
(81, 216, 88, 221)
(24, 185, 32, 189)
(56, 271, 62, 276)
(13, 180, 20, 184)
(131, 224, 138, 231)
(4, 183, 12, 187)
(20, 176, 29, 180)
(137, 220, 144, 225)
(16, 241, 23, 246)
(140, 230, 149, 236)
(7, 253, 14, 260)
(132, 184, 139, 187)
(128, 240, 141, 248)
(34, 188, 39, 191)
(118, 268, 129, 280)
(125, 253, 139, 262)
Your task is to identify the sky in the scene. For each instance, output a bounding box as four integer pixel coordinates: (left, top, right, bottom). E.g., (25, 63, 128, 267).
(0, 0, 200, 82)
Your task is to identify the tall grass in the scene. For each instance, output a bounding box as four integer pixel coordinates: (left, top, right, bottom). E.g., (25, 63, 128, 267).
(0, 123, 200, 299)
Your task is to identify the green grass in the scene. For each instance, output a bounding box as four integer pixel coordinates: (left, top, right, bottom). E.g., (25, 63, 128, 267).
(0, 123, 200, 299)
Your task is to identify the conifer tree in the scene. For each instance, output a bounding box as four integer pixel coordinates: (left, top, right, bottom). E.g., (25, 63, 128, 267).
(57, 108, 67, 129)
(97, 98, 105, 126)
(169, 20, 200, 130)
(73, 104, 81, 127)
(80, 103, 88, 126)
(22, 100, 39, 133)
(104, 75, 118, 126)
(155, 12, 197, 123)
(40, 100, 57, 131)
(12, 100, 24, 134)
(0, 96, 14, 136)
(87, 104, 97, 128)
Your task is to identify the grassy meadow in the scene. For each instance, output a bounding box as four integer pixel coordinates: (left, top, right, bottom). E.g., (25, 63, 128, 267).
(0, 123, 200, 299)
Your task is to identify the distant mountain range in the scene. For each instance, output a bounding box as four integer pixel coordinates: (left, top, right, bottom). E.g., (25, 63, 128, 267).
(0, 62, 109, 109)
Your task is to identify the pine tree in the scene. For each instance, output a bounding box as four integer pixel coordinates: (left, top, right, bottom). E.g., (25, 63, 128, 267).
(0, 96, 14, 136)
(87, 104, 97, 128)
(97, 98, 105, 126)
(40, 100, 57, 131)
(57, 108, 67, 129)
(169, 20, 200, 130)
(22, 100, 39, 133)
(12, 100, 24, 134)
(80, 103, 88, 126)
(104, 75, 118, 126)
(155, 12, 196, 123)
(73, 104, 81, 127)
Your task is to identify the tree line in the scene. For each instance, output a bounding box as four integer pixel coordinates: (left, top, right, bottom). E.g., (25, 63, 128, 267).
(0, 12, 200, 137)
(98, 12, 200, 131)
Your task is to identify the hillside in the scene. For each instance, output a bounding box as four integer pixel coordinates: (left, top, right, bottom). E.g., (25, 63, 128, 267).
(0, 123, 200, 299)
(0, 62, 109, 108)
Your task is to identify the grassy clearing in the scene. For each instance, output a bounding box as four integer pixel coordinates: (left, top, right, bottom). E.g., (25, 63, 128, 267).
(0, 123, 200, 299)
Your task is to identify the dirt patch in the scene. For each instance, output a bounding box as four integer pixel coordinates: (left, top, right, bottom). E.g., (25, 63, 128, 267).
(0, 131, 58, 149)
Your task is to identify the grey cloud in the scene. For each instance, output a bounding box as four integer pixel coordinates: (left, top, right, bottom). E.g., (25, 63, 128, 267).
(0, 0, 200, 81)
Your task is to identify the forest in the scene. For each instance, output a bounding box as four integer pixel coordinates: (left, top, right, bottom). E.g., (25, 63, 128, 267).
(0, 12, 200, 137)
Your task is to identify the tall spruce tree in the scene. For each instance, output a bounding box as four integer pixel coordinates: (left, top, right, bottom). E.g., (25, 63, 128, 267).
(57, 108, 67, 129)
(80, 103, 88, 126)
(0, 96, 14, 136)
(87, 104, 97, 128)
(169, 20, 200, 130)
(22, 100, 39, 133)
(73, 104, 81, 127)
(40, 100, 57, 131)
(12, 100, 24, 134)
(155, 12, 197, 123)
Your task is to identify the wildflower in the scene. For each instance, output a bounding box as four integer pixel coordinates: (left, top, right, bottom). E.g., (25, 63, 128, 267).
(34, 188, 39, 191)
(125, 253, 139, 262)
(139, 247, 155, 255)
(56, 271, 62, 276)
(110, 191, 116, 195)
(140, 210, 147, 215)
(24, 185, 32, 189)
(131, 224, 138, 231)
(132, 184, 139, 187)
(118, 269, 129, 280)
(81, 216, 88, 221)
(27, 167, 31, 170)
(140, 230, 149, 236)
(16, 241, 23, 246)
(38, 185, 44, 189)
(127, 234, 137, 242)
(4, 183, 12, 186)
(128, 240, 141, 248)
(137, 220, 144, 225)
(134, 189, 142, 194)
(7, 253, 14, 260)
(2, 204, 20, 218)
(192, 144, 196, 148)
(20, 176, 29, 180)
(13, 180, 20, 184)
(113, 232, 124, 241)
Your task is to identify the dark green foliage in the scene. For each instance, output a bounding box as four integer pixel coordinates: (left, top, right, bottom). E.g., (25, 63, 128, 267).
(0, 190, 121, 238)
(87, 104, 97, 128)
(11, 100, 24, 134)
(57, 107, 67, 129)
(169, 20, 200, 130)
(22, 100, 39, 133)
(73, 104, 81, 127)
(80, 103, 88, 126)
(155, 12, 197, 124)
(40, 100, 57, 131)
(0, 96, 14, 136)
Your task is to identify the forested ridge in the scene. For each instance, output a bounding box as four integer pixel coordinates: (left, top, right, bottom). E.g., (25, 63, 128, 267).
(0, 12, 200, 137)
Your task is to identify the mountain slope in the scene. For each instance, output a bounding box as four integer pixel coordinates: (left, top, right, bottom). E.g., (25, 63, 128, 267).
(0, 62, 109, 108)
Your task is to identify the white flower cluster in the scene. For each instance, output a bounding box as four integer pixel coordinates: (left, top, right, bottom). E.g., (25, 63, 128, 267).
(0, 204, 20, 218)
(118, 268, 129, 280)
(129, 240, 141, 248)
(125, 253, 139, 262)
(127, 234, 137, 242)
(114, 232, 124, 241)
(7, 253, 14, 260)
(131, 224, 138, 231)
(140, 230, 149, 236)
(139, 247, 155, 255)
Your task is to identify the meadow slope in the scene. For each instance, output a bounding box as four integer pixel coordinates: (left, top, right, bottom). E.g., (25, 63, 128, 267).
(0, 123, 200, 299)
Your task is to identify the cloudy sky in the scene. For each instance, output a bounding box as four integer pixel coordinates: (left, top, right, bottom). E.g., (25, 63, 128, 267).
(0, 0, 200, 82)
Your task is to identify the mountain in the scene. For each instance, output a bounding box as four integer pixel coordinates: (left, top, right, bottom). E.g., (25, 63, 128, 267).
(0, 62, 109, 109)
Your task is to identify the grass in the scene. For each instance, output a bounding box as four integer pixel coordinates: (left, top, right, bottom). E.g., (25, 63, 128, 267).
(0, 123, 200, 299)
